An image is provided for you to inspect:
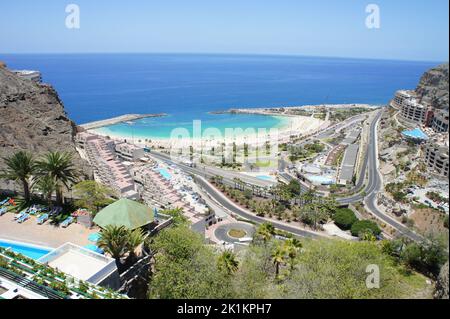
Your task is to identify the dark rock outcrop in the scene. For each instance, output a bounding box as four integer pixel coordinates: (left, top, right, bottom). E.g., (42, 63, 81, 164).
(0, 67, 89, 178)
(415, 63, 449, 110)
(435, 261, 449, 299)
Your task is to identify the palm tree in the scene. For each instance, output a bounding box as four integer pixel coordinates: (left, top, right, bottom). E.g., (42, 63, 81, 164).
(291, 205, 301, 222)
(98, 225, 130, 268)
(254, 222, 275, 244)
(36, 151, 78, 206)
(271, 243, 286, 279)
(126, 228, 145, 263)
(218, 250, 239, 276)
(1, 151, 36, 202)
(284, 238, 302, 270)
(35, 174, 57, 207)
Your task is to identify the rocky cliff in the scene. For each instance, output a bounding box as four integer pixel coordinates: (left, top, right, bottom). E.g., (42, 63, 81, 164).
(415, 63, 449, 110)
(0, 66, 88, 176)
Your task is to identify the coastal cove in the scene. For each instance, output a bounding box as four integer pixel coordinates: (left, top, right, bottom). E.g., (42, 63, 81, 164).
(91, 112, 293, 141)
(0, 53, 437, 125)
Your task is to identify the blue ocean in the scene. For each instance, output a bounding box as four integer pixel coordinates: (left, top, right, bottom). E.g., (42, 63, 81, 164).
(0, 53, 437, 138)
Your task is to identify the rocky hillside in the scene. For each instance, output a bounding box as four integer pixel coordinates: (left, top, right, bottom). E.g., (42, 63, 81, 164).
(0, 65, 89, 178)
(415, 63, 449, 110)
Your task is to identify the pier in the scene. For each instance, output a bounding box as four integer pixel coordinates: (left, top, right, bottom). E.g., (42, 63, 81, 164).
(79, 113, 167, 130)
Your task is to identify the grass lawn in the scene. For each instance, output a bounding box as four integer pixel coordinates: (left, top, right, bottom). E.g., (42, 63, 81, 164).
(228, 229, 247, 238)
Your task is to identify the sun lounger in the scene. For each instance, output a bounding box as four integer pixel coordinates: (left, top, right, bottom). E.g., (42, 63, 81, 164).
(0, 198, 10, 206)
(37, 213, 49, 225)
(61, 216, 74, 228)
(14, 210, 27, 220)
(17, 213, 30, 223)
(0, 207, 7, 216)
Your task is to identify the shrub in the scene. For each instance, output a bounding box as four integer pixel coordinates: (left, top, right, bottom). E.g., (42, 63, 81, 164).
(333, 208, 357, 230)
(351, 220, 382, 237)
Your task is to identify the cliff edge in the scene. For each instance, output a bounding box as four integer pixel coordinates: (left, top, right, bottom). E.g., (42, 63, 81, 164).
(0, 66, 89, 176)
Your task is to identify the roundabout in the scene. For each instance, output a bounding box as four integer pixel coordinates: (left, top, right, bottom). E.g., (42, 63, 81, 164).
(214, 222, 255, 244)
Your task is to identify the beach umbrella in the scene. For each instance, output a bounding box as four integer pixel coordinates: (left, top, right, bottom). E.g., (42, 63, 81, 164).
(93, 198, 155, 230)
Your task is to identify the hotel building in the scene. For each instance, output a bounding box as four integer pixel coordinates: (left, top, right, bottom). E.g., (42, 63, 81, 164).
(391, 90, 416, 109)
(432, 109, 449, 133)
(76, 133, 138, 199)
(424, 134, 449, 178)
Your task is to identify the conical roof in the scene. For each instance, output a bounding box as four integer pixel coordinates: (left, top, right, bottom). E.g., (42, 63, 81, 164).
(93, 198, 154, 230)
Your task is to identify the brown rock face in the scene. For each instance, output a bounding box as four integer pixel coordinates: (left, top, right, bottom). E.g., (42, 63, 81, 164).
(0, 67, 89, 177)
(415, 63, 449, 110)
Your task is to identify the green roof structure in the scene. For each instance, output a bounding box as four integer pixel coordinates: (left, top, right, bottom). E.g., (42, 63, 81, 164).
(93, 198, 154, 230)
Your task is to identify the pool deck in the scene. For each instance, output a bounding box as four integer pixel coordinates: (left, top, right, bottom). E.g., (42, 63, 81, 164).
(0, 213, 98, 248)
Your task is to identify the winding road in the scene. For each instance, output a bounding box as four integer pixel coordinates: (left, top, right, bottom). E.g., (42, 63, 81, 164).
(149, 109, 423, 242)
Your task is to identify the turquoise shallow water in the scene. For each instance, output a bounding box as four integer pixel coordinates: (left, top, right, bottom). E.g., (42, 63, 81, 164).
(0, 239, 51, 260)
(0, 53, 437, 138)
(94, 113, 291, 140)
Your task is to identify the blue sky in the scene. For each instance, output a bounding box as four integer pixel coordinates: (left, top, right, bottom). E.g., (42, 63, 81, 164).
(0, 0, 448, 61)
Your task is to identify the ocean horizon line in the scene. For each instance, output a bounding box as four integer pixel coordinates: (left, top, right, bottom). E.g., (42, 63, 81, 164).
(0, 51, 444, 65)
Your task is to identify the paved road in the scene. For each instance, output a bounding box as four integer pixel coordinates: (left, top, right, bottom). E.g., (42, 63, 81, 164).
(214, 222, 255, 244)
(195, 176, 323, 239)
(149, 151, 274, 189)
(359, 112, 424, 242)
(337, 109, 422, 241)
(149, 110, 423, 241)
(150, 152, 326, 238)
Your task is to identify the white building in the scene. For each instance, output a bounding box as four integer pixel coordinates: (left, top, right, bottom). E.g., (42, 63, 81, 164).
(115, 142, 146, 161)
(12, 70, 42, 82)
(424, 134, 449, 179)
(432, 109, 449, 133)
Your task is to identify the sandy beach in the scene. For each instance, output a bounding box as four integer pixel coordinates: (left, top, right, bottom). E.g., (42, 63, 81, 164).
(88, 112, 328, 151)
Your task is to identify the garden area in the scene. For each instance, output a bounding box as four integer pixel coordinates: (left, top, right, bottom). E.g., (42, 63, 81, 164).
(332, 208, 382, 240)
(211, 176, 337, 231)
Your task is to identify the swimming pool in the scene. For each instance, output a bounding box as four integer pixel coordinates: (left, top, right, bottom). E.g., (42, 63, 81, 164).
(0, 239, 52, 260)
(256, 175, 276, 182)
(305, 174, 335, 185)
(156, 168, 172, 180)
(401, 128, 429, 141)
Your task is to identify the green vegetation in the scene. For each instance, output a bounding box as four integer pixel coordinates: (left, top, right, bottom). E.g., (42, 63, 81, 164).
(217, 250, 239, 276)
(1, 151, 36, 202)
(146, 222, 432, 299)
(214, 177, 337, 229)
(329, 108, 371, 122)
(73, 180, 116, 214)
(385, 182, 409, 203)
(0, 247, 125, 299)
(351, 220, 382, 238)
(228, 229, 247, 238)
(1, 150, 80, 206)
(426, 191, 448, 204)
(382, 236, 448, 278)
(97, 225, 145, 270)
(288, 141, 325, 162)
(148, 226, 232, 299)
(35, 151, 79, 206)
(333, 208, 358, 230)
(161, 208, 189, 226)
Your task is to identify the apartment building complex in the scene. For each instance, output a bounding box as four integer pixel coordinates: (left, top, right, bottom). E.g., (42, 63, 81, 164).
(424, 134, 449, 178)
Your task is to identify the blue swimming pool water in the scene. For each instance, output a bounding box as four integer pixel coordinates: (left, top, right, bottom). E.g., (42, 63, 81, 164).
(156, 168, 172, 180)
(0, 239, 52, 260)
(305, 175, 335, 185)
(256, 175, 276, 182)
(402, 128, 428, 140)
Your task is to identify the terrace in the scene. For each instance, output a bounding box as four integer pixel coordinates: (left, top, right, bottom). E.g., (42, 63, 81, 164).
(0, 247, 126, 299)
